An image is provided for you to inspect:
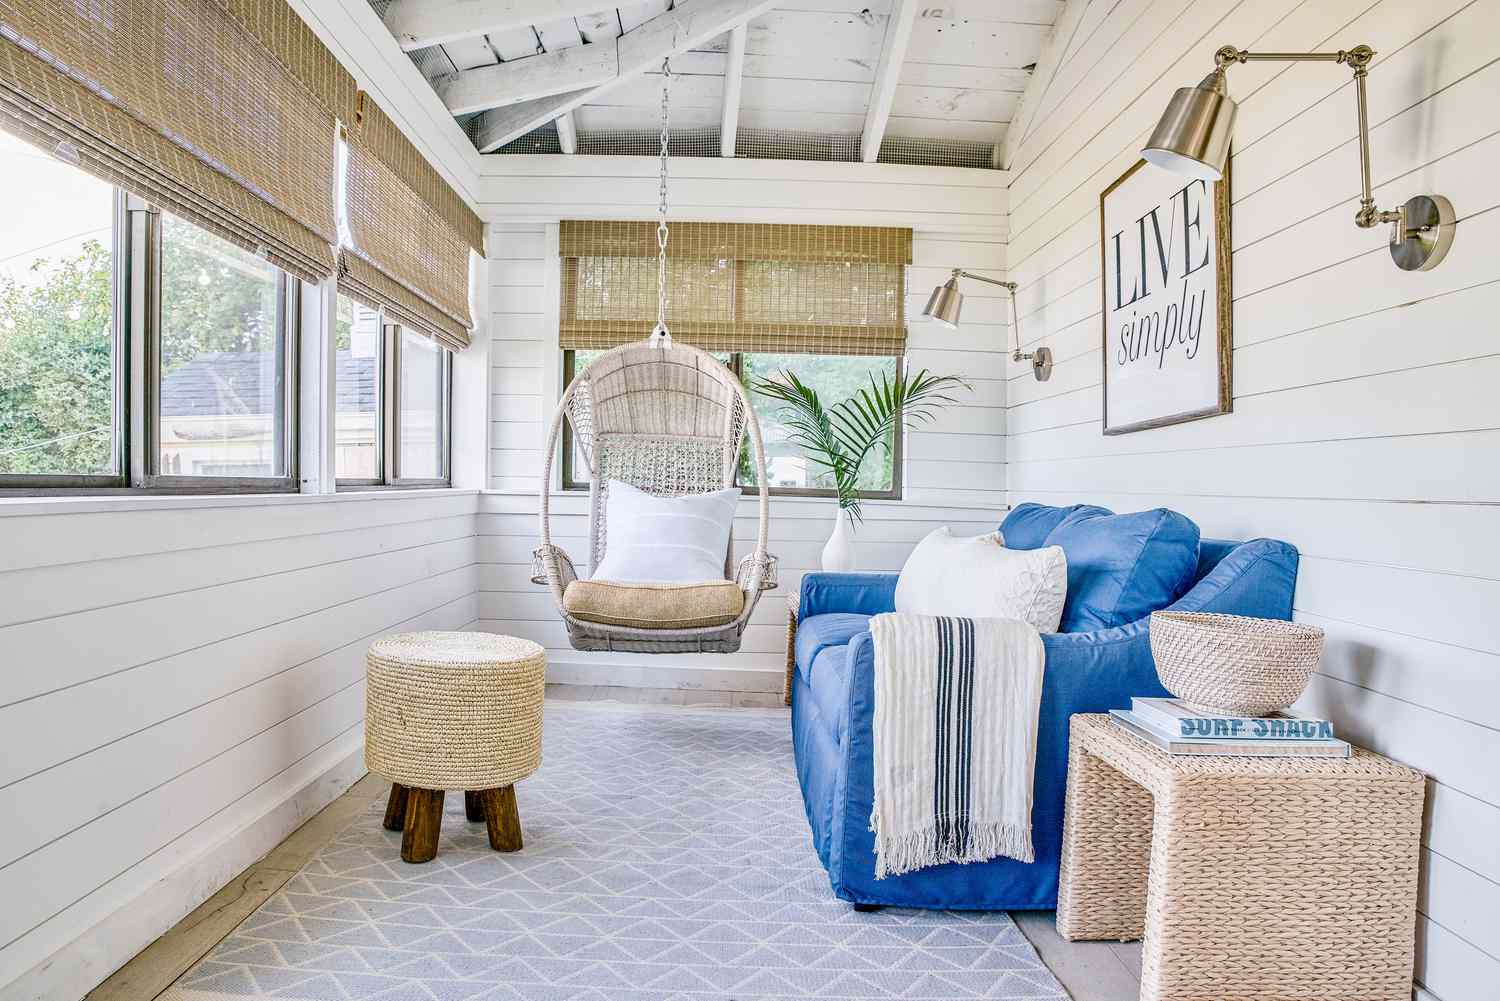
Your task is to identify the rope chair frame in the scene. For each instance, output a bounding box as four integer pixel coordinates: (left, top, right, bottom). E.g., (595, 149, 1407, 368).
(533, 340, 777, 654)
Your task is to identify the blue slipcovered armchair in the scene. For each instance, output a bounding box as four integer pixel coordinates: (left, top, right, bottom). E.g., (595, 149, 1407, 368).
(790, 503, 1299, 911)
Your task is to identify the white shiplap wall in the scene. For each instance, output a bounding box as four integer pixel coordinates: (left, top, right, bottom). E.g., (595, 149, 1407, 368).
(1002, 1, 1500, 998)
(0, 490, 479, 1001)
(481, 159, 1013, 690)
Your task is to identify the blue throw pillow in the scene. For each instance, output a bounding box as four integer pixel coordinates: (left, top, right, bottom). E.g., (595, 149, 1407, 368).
(1044, 508, 1201, 632)
(999, 502, 1113, 550)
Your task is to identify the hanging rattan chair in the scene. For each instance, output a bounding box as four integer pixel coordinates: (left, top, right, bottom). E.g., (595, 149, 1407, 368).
(532, 339, 778, 654)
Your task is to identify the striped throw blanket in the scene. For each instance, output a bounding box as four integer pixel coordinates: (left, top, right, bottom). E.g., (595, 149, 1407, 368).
(867, 613, 1045, 878)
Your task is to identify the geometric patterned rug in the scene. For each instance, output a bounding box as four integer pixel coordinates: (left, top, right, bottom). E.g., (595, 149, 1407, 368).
(164, 702, 1068, 1000)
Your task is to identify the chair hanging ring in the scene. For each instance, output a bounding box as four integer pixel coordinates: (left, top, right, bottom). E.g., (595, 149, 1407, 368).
(649, 57, 674, 348)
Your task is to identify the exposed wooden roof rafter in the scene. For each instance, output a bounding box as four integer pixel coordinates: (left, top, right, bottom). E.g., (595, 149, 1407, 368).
(718, 23, 747, 157)
(471, 0, 780, 153)
(556, 110, 579, 152)
(859, 0, 919, 164)
(439, 36, 619, 115)
(383, 0, 616, 51)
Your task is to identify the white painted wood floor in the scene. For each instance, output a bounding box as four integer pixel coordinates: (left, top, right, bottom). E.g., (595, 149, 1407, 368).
(91, 686, 1141, 1001)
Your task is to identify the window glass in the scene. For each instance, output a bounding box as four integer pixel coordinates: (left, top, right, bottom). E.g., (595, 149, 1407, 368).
(335, 295, 380, 479)
(740, 353, 900, 492)
(397, 328, 443, 479)
(158, 214, 283, 477)
(0, 130, 116, 475)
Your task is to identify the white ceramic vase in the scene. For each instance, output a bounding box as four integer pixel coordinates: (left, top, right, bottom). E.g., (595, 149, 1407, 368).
(821, 506, 857, 571)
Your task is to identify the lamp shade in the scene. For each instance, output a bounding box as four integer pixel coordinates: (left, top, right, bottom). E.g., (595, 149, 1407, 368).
(1142, 68, 1236, 181)
(922, 277, 963, 328)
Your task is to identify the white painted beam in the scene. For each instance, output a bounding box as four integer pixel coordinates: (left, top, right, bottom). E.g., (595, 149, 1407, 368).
(555, 111, 578, 153)
(474, 89, 593, 152)
(996, 0, 1088, 169)
(860, 0, 919, 164)
(719, 24, 747, 157)
(439, 38, 619, 115)
(474, 0, 780, 153)
(383, 0, 614, 51)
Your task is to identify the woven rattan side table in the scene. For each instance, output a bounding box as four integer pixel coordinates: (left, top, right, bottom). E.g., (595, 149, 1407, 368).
(782, 591, 800, 706)
(365, 631, 546, 864)
(1057, 713, 1425, 1001)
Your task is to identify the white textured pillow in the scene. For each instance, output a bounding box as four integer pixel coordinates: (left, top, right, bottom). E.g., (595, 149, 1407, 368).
(591, 480, 739, 584)
(895, 527, 1068, 633)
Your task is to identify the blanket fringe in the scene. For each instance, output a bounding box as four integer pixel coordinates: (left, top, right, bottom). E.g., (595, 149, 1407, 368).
(872, 821, 1034, 879)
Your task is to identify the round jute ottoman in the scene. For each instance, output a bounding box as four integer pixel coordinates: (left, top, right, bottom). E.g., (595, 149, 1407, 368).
(365, 631, 546, 863)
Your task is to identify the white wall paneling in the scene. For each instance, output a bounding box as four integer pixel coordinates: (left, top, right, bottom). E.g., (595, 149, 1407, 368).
(480, 162, 1012, 689)
(478, 156, 1009, 233)
(1003, 1, 1500, 997)
(0, 491, 481, 1001)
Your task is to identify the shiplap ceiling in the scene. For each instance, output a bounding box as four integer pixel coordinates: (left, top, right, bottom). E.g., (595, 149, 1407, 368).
(371, 0, 1063, 166)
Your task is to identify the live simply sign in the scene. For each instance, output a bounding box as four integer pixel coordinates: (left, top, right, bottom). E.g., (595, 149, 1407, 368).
(1099, 159, 1232, 434)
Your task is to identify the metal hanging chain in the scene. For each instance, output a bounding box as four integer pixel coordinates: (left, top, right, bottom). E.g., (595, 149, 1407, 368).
(653, 57, 672, 342)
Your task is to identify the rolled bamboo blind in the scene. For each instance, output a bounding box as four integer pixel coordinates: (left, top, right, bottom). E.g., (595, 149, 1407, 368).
(0, 0, 353, 284)
(340, 95, 483, 352)
(558, 222, 911, 355)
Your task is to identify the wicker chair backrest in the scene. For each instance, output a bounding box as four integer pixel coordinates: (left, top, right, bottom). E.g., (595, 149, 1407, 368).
(566, 344, 746, 472)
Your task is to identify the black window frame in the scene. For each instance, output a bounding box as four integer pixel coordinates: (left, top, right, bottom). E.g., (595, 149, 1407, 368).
(559, 349, 903, 501)
(0, 190, 301, 495)
(334, 309, 453, 491)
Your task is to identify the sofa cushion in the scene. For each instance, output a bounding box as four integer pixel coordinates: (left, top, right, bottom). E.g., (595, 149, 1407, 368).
(795, 613, 872, 683)
(894, 527, 1068, 633)
(1000, 502, 1113, 550)
(808, 644, 852, 744)
(1044, 508, 1200, 632)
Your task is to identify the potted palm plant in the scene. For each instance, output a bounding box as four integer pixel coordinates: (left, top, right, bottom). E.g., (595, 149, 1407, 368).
(753, 367, 969, 570)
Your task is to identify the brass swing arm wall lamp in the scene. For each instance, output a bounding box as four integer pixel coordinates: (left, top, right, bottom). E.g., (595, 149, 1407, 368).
(921, 269, 1053, 381)
(1144, 44, 1454, 271)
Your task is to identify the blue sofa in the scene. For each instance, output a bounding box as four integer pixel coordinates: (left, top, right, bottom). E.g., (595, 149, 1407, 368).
(790, 503, 1299, 911)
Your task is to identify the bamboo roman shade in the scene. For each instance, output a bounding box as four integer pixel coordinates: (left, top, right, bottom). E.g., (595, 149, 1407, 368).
(0, 0, 354, 284)
(340, 95, 485, 352)
(559, 222, 912, 355)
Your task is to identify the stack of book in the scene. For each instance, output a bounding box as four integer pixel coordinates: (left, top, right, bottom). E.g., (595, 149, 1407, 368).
(1110, 697, 1351, 757)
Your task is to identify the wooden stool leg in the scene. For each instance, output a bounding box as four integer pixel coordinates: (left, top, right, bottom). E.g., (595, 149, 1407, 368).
(464, 790, 485, 822)
(400, 788, 444, 863)
(382, 783, 408, 831)
(479, 786, 523, 852)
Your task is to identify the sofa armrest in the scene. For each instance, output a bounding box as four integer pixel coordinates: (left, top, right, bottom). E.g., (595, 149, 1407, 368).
(798, 572, 899, 620)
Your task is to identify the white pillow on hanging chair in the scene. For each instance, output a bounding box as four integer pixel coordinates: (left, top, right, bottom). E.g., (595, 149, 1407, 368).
(591, 480, 741, 584)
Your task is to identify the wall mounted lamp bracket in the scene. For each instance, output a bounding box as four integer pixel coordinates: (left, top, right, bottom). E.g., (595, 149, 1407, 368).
(921, 269, 1052, 381)
(1146, 43, 1454, 271)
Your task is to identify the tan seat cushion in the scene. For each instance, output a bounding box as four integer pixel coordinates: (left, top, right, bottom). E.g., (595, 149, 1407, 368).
(563, 579, 745, 629)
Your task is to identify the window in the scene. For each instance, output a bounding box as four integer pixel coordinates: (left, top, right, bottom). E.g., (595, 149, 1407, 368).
(333, 293, 451, 488)
(560, 350, 901, 499)
(157, 214, 293, 481)
(740, 353, 901, 495)
(397, 329, 445, 480)
(335, 296, 381, 481)
(0, 131, 300, 493)
(0, 129, 119, 483)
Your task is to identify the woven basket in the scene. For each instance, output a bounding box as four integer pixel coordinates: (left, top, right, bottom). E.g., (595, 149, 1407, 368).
(1149, 611, 1324, 716)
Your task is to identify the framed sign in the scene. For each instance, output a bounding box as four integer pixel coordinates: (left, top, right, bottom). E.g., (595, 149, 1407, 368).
(1099, 159, 1231, 435)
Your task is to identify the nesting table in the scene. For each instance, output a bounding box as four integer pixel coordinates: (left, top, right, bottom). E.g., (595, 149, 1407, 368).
(364, 631, 546, 863)
(782, 591, 800, 706)
(1057, 713, 1425, 1001)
